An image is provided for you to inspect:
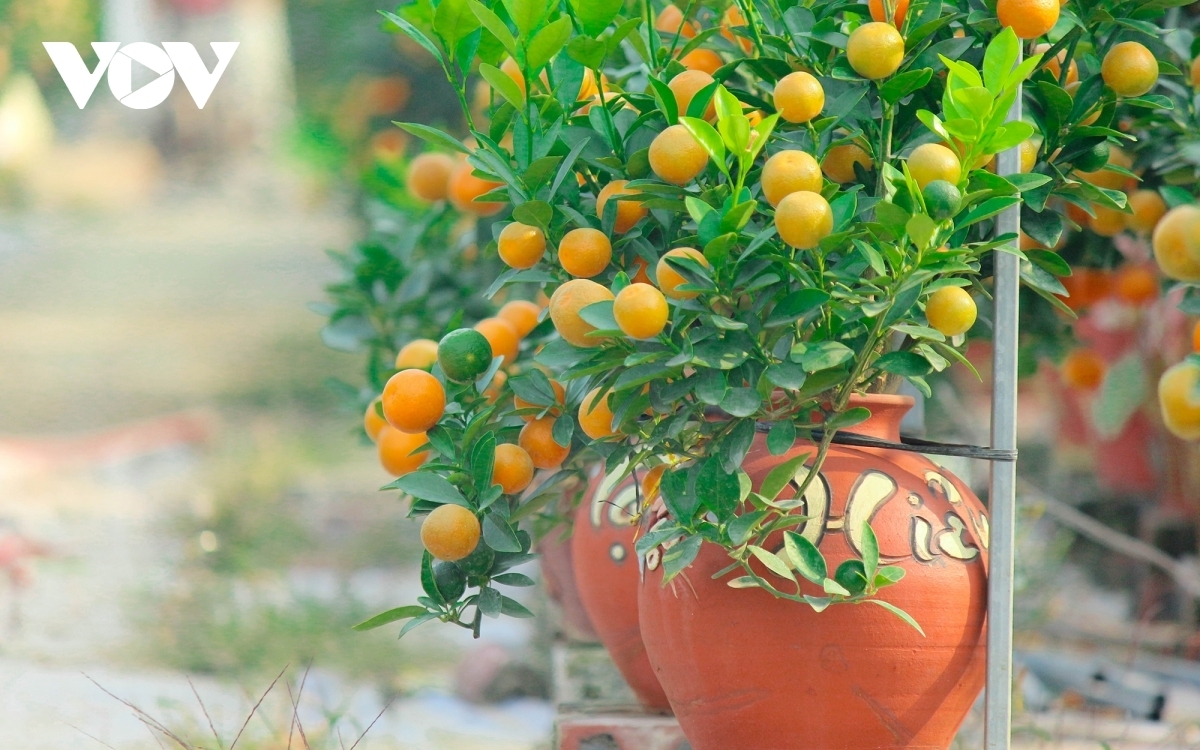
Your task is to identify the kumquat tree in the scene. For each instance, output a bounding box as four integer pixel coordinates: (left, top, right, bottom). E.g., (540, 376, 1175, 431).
(340, 0, 1197, 640)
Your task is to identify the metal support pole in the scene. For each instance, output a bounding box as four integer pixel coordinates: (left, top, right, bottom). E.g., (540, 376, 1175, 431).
(985, 66, 1022, 750)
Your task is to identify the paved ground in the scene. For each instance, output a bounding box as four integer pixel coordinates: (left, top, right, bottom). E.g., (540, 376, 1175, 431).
(0, 189, 356, 433)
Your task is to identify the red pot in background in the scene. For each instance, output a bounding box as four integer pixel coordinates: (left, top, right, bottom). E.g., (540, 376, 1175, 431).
(537, 530, 598, 642)
(169, 0, 228, 14)
(1095, 410, 1157, 494)
(573, 467, 671, 712)
(639, 395, 988, 749)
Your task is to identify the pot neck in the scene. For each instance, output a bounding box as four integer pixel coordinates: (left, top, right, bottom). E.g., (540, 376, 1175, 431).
(842, 394, 914, 443)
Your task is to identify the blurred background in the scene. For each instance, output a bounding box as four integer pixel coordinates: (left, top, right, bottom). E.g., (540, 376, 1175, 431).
(0, 0, 553, 747)
(5, 1, 1200, 749)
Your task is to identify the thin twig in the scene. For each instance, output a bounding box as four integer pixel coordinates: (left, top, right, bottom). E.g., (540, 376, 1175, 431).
(63, 721, 119, 750)
(229, 664, 288, 750)
(348, 697, 395, 750)
(138, 718, 183, 750)
(288, 662, 312, 750)
(285, 679, 312, 750)
(84, 673, 193, 750)
(188, 676, 224, 750)
(1023, 481, 1200, 595)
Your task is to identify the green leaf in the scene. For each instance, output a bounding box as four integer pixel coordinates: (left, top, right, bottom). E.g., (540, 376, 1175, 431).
(480, 62, 525, 108)
(704, 233, 739, 266)
(766, 289, 830, 326)
(570, 0, 624, 37)
(353, 605, 429, 631)
(956, 196, 1018, 228)
(523, 156, 562, 190)
(606, 16, 642, 54)
(662, 534, 702, 582)
(552, 411, 574, 446)
(801, 341, 853, 372)
(721, 200, 757, 234)
(759, 452, 811, 502)
(661, 467, 700, 521)
(1162, 186, 1192, 209)
(478, 586, 502, 617)
(510, 370, 558, 406)
(635, 519, 685, 556)
(880, 68, 933, 105)
(875, 565, 905, 586)
(727, 576, 761, 589)
(468, 0, 518, 57)
(720, 387, 761, 418)
(747, 113, 779, 165)
(875, 350, 933, 377)
(717, 111, 750, 156)
(982, 27, 1018, 95)
(906, 214, 937, 250)
(483, 512, 522, 552)
(686, 81, 719, 119)
(527, 16, 572, 70)
(825, 406, 871, 431)
(1020, 258, 1067, 297)
(394, 122, 468, 154)
(861, 522, 879, 582)
(765, 361, 807, 390)
(695, 369, 728, 405)
(578, 300, 618, 331)
(433, 0, 482, 49)
(951, 86, 994, 122)
(822, 577, 851, 597)
(502, 0, 550, 38)
(749, 545, 796, 582)
(784, 531, 826, 583)
(391, 472, 471, 507)
(868, 599, 925, 635)
(566, 36, 606, 69)
(891, 323, 945, 341)
(549, 136, 591, 199)
(685, 195, 714, 223)
(696, 456, 741, 517)
(985, 121, 1034, 153)
(648, 76, 679, 124)
(1026, 248, 1070, 278)
(804, 595, 832, 612)
(940, 55, 982, 88)
(767, 419, 796, 455)
(500, 595, 535, 618)
(493, 572, 535, 586)
(1007, 173, 1051, 192)
(380, 10, 444, 62)
(420, 551, 443, 603)
(727, 511, 767, 546)
(875, 201, 911, 235)
(1091, 353, 1147, 439)
(471, 431, 497, 495)
(678, 117, 726, 171)
(513, 199, 552, 227)
(398, 612, 438, 638)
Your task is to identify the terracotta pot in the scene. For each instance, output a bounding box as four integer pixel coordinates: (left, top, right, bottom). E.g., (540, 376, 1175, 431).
(638, 394, 989, 750)
(537, 530, 599, 642)
(573, 467, 672, 712)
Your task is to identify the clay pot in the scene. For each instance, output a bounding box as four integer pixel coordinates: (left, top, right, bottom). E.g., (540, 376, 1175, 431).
(537, 530, 599, 642)
(573, 467, 672, 712)
(638, 394, 989, 750)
